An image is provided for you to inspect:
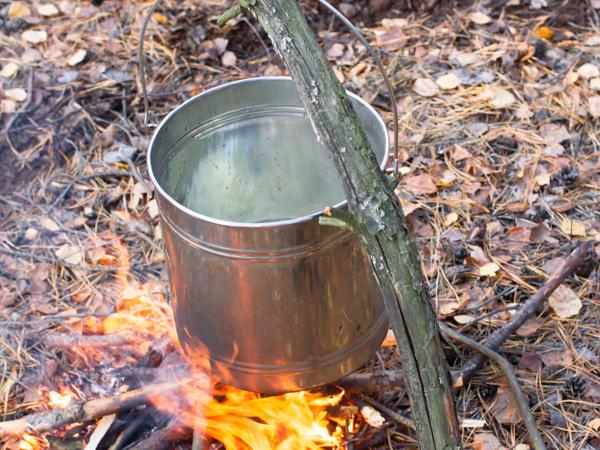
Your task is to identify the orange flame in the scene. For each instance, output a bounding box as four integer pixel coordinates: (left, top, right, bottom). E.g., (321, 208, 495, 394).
(69, 236, 349, 449)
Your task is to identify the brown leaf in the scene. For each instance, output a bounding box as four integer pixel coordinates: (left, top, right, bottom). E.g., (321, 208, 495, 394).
(505, 201, 530, 213)
(373, 29, 407, 51)
(529, 223, 550, 243)
(55, 244, 83, 265)
(403, 173, 437, 195)
(490, 385, 524, 424)
(413, 78, 439, 97)
(472, 432, 507, 450)
(517, 352, 542, 372)
(540, 124, 570, 144)
(449, 144, 471, 161)
(541, 350, 573, 367)
(327, 43, 345, 59)
(589, 95, 600, 118)
(469, 11, 492, 25)
(479, 262, 500, 277)
(221, 51, 237, 67)
(548, 285, 582, 318)
(22, 29, 48, 44)
(468, 245, 490, 266)
(516, 318, 543, 337)
(8, 1, 31, 18)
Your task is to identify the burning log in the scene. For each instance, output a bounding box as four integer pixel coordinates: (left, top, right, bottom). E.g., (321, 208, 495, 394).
(0, 383, 179, 439)
(0, 369, 405, 440)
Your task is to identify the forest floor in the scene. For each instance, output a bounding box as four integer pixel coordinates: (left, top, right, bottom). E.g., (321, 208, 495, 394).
(0, 0, 599, 449)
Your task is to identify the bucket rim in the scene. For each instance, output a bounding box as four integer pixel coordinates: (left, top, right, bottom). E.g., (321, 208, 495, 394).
(147, 76, 390, 228)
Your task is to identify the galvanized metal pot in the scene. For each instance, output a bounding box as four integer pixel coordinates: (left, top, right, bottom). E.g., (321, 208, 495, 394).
(148, 77, 389, 394)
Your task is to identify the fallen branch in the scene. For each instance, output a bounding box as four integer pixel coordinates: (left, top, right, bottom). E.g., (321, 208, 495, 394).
(457, 241, 592, 385)
(45, 333, 139, 348)
(0, 368, 406, 439)
(338, 370, 404, 393)
(0, 383, 180, 439)
(128, 419, 190, 450)
(439, 323, 547, 450)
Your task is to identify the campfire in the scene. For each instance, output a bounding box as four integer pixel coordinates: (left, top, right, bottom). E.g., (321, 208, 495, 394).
(12, 237, 370, 450)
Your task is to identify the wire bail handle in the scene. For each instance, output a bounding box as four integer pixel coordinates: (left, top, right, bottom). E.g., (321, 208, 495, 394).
(138, 0, 400, 175)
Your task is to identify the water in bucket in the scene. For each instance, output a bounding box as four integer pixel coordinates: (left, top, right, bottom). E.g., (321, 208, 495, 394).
(164, 110, 345, 223)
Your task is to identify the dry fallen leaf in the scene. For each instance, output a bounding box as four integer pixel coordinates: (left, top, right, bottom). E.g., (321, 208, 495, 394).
(8, 1, 31, 18)
(590, 78, 600, 91)
(413, 78, 439, 97)
(68, 49, 87, 67)
(577, 63, 600, 80)
(22, 29, 48, 44)
(55, 244, 83, 266)
(589, 96, 600, 118)
(37, 3, 60, 17)
(360, 406, 385, 428)
(472, 432, 507, 450)
(516, 317, 543, 337)
(221, 51, 237, 67)
(535, 26, 554, 40)
(403, 173, 438, 195)
(436, 73, 462, 90)
(516, 103, 533, 119)
(548, 285, 582, 318)
(541, 350, 574, 367)
(469, 11, 492, 25)
(39, 217, 60, 232)
(490, 89, 516, 108)
(4, 88, 27, 102)
(589, 417, 600, 431)
(147, 199, 159, 219)
(381, 18, 408, 28)
(453, 314, 476, 324)
(444, 212, 459, 226)
(479, 262, 500, 277)
(24, 227, 38, 241)
(214, 37, 228, 55)
(151, 12, 169, 25)
(490, 385, 523, 424)
(561, 219, 587, 237)
(0, 62, 19, 78)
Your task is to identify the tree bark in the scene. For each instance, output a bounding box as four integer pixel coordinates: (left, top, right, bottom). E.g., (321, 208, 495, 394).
(248, 1, 461, 448)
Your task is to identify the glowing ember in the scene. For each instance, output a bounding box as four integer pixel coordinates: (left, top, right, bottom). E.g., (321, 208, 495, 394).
(47, 390, 76, 409)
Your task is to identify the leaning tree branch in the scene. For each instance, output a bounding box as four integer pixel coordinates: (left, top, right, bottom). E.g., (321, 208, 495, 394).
(244, 1, 461, 448)
(439, 323, 547, 450)
(456, 241, 592, 385)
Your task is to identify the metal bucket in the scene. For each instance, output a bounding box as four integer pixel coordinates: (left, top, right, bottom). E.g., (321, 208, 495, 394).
(148, 77, 389, 393)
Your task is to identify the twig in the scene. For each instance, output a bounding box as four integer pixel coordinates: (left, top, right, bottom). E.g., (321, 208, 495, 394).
(439, 323, 547, 450)
(338, 370, 405, 393)
(355, 394, 415, 430)
(0, 383, 180, 439)
(457, 241, 592, 385)
(45, 333, 139, 348)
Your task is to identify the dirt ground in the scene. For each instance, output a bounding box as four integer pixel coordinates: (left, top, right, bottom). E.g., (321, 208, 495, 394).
(0, 0, 599, 449)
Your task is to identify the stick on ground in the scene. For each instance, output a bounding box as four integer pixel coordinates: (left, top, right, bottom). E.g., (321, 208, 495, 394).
(439, 323, 547, 450)
(457, 241, 592, 385)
